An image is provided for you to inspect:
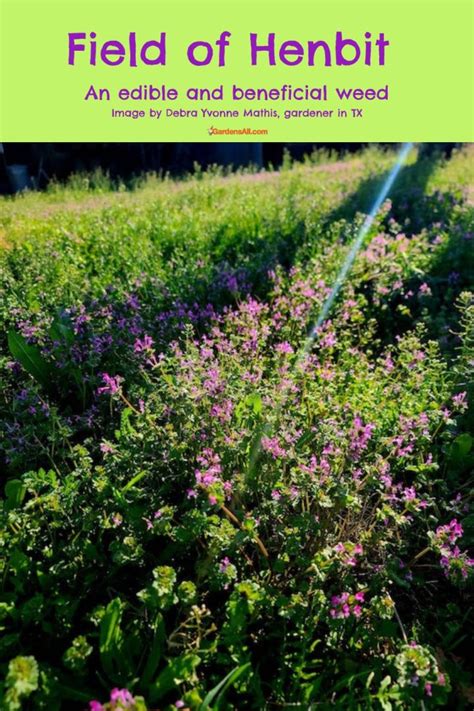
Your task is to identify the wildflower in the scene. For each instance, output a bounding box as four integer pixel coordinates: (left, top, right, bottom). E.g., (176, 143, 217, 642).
(383, 354, 395, 373)
(435, 519, 463, 545)
(271, 489, 282, 501)
(89, 702, 104, 711)
(349, 415, 375, 459)
(452, 391, 468, 412)
(100, 442, 115, 455)
(219, 557, 231, 573)
(111, 514, 123, 527)
(330, 591, 365, 618)
(97, 373, 122, 396)
(334, 542, 363, 567)
(276, 341, 294, 355)
(425, 683, 432, 696)
(175, 702, 186, 709)
(210, 399, 234, 423)
(133, 334, 154, 353)
(262, 436, 287, 459)
(403, 487, 417, 502)
(110, 688, 135, 707)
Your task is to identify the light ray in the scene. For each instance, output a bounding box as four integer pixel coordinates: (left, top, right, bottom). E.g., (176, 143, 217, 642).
(250, 142, 415, 468)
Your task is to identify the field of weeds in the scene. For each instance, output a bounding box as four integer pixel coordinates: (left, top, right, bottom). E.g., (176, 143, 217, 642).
(0, 145, 473, 710)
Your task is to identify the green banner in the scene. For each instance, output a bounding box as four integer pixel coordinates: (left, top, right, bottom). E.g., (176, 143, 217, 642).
(0, 0, 472, 141)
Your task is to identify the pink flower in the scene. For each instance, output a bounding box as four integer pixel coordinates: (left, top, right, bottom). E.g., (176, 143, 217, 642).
(424, 683, 432, 697)
(403, 486, 417, 502)
(435, 519, 463, 544)
(262, 436, 287, 459)
(97, 373, 122, 396)
(100, 442, 115, 455)
(271, 489, 281, 501)
(219, 557, 231, 572)
(134, 334, 154, 353)
(110, 687, 134, 707)
(276, 341, 294, 355)
(330, 591, 365, 618)
(175, 702, 186, 709)
(89, 702, 104, 711)
(452, 391, 468, 411)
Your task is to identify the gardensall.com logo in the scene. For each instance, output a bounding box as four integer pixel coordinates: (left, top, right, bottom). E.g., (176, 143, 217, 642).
(208, 126, 269, 136)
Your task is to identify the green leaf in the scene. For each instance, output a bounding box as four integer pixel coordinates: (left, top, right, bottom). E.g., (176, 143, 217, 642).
(5, 480, 26, 510)
(49, 315, 74, 346)
(199, 663, 250, 710)
(247, 393, 262, 415)
(99, 598, 123, 680)
(7, 330, 52, 388)
(140, 614, 166, 688)
(122, 470, 147, 493)
(148, 654, 200, 702)
(452, 433, 472, 458)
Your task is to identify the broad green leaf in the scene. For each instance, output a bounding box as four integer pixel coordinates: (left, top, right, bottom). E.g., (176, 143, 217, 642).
(149, 654, 200, 702)
(7, 330, 52, 388)
(199, 663, 250, 710)
(49, 315, 74, 346)
(5, 479, 27, 509)
(99, 598, 123, 680)
(453, 433, 472, 457)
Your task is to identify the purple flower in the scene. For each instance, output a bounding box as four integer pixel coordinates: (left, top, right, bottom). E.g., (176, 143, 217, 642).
(330, 591, 365, 619)
(110, 688, 135, 707)
(276, 341, 294, 355)
(97, 373, 122, 396)
(452, 391, 468, 412)
(100, 442, 115, 455)
(262, 436, 288, 459)
(89, 702, 105, 711)
(134, 334, 154, 353)
(219, 556, 231, 573)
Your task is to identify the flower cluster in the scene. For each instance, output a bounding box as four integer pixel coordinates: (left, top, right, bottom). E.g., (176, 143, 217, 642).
(431, 519, 474, 582)
(330, 591, 365, 619)
(89, 688, 146, 711)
